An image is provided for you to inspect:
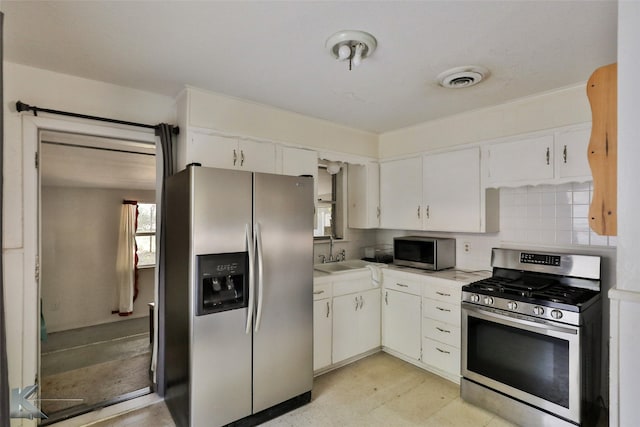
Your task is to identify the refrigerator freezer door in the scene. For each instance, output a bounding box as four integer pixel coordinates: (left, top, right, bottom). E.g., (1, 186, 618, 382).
(252, 173, 314, 412)
(190, 167, 253, 426)
(191, 309, 252, 426)
(192, 167, 253, 255)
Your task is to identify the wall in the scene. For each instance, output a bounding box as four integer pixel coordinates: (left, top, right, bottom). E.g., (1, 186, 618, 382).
(610, 1, 640, 425)
(379, 84, 591, 158)
(182, 87, 379, 158)
(41, 187, 155, 333)
(2, 61, 176, 401)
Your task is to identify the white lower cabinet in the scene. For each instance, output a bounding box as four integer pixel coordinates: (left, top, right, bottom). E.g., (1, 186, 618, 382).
(332, 288, 381, 364)
(382, 288, 421, 361)
(313, 279, 333, 372)
(314, 267, 468, 383)
(421, 277, 463, 380)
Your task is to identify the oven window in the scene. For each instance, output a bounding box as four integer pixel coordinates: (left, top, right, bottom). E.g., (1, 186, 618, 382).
(395, 240, 434, 264)
(467, 316, 569, 408)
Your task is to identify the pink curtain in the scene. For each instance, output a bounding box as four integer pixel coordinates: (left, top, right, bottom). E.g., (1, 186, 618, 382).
(115, 200, 139, 315)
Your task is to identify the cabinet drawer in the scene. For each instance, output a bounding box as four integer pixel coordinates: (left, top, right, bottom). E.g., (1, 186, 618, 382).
(423, 298, 460, 326)
(422, 338, 460, 377)
(332, 272, 374, 297)
(313, 282, 332, 300)
(382, 270, 422, 295)
(422, 318, 461, 348)
(422, 277, 462, 303)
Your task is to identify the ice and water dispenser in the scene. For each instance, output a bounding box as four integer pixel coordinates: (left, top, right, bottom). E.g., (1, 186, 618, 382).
(196, 252, 248, 315)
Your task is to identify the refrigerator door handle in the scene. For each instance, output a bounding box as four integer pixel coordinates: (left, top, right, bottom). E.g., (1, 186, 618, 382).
(254, 222, 265, 332)
(245, 224, 255, 334)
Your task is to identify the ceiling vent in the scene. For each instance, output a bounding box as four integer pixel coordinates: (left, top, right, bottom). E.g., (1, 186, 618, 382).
(437, 66, 489, 89)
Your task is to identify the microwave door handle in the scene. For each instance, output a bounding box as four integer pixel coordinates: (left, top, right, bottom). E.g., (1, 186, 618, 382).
(245, 224, 255, 334)
(463, 304, 578, 337)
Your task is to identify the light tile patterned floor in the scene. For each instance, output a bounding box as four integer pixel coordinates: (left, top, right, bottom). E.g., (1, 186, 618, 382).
(91, 352, 516, 426)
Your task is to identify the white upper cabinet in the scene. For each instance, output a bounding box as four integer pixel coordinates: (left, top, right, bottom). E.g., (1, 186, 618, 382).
(484, 124, 592, 188)
(555, 126, 592, 181)
(422, 148, 484, 232)
(279, 146, 318, 178)
(380, 149, 498, 233)
(181, 132, 276, 173)
(348, 162, 380, 229)
(379, 157, 423, 230)
(485, 134, 554, 186)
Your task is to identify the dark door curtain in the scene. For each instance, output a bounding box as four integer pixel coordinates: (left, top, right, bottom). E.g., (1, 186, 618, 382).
(154, 123, 175, 396)
(1, 11, 11, 427)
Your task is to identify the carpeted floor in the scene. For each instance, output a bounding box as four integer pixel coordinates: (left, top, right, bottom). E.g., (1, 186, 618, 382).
(40, 317, 152, 418)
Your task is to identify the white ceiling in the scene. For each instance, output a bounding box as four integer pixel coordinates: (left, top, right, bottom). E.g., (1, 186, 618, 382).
(2, 1, 618, 134)
(40, 132, 156, 190)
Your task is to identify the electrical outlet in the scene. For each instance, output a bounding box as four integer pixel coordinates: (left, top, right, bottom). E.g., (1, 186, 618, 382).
(463, 242, 471, 253)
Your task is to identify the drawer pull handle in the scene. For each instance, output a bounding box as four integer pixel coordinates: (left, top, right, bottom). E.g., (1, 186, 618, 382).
(436, 291, 451, 297)
(436, 347, 451, 355)
(385, 291, 388, 305)
(436, 306, 451, 312)
(326, 301, 330, 318)
(313, 290, 325, 295)
(436, 327, 451, 333)
(396, 283, 409, 288)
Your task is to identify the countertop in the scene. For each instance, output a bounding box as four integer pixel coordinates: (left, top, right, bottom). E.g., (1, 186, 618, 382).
(313, 261, 491, 284)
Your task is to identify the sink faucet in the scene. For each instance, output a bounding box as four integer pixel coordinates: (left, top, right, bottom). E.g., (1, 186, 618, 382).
(329, 236, 334, 261)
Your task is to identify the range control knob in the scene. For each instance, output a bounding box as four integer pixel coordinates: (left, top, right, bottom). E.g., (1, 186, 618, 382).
(483, 296, 494, 305)
(507, 301, 518, 310)
(550, 310, 563, 320)
(533, 306, 545, 316)
(470, 294, 480, 303)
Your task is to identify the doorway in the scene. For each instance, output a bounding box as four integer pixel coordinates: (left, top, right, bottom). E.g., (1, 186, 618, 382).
(37, 130, 157, 423)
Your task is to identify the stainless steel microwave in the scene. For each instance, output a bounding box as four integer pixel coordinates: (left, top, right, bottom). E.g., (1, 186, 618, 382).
(393, 236, 456, 271)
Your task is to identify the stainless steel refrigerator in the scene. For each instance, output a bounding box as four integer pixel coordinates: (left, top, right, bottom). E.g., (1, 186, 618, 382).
(164, 165, 314, 427)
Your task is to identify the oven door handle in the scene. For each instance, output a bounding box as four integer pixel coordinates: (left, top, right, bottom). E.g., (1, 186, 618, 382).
(463, 304, 578, 336)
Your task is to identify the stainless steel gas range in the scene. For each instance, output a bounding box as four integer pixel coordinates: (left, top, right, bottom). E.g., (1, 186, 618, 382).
(460, 248, 602, 427)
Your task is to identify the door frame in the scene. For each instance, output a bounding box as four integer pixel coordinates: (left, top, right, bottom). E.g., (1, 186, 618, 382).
(21, 115, 162, 412)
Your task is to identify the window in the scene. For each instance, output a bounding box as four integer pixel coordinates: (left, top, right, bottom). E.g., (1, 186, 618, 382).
(135, 203, 156, 267)
(314, 164, 343, 239)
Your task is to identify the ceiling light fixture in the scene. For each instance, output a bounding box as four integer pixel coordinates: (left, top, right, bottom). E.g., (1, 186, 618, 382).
(437, 65, 490, 89)
(326, 161, 342, 175)
(326, 30, 377, 71)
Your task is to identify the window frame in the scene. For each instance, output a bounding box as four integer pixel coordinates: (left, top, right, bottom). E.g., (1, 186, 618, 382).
(135, 202, 157, 268)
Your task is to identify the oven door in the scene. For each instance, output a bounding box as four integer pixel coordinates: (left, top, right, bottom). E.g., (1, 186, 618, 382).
(461, 303, 581, 423)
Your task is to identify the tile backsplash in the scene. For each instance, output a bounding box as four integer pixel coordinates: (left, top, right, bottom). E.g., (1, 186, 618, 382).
(499, 182, 616, 248)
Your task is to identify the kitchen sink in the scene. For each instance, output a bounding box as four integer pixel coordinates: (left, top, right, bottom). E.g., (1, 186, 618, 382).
(313, 259, 371, 274)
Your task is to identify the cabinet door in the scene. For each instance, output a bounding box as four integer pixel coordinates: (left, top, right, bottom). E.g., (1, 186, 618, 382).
(332, 293, 361, 363)
(281, 146, 318, 178)
(348, 163, 380, 229)
(313, 299, 332, 371)
(357, 288, 381, 355)
(238, 139, 276, 173)
(486, 135, 554, 185)
(380, 157, 422, 230)
(382, 289, 421, 360)
(189, 133, 238, 169)
(556, 127, 592, 180)
(423, 148, 481, 232)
